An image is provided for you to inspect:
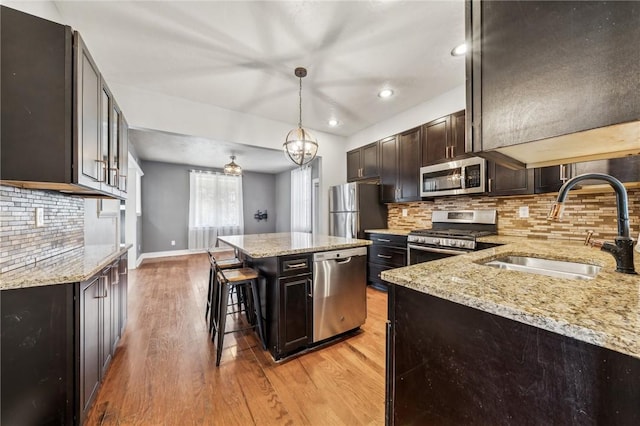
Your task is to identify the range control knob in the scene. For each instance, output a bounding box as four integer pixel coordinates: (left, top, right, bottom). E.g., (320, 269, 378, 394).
(432, 239, 440, 245)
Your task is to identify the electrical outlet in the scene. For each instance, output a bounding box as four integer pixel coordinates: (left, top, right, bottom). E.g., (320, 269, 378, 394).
(35, 207, 44, 227)
(171, 240, 176, 246)
(519, 206, 529, 218)
(402, 208, 408, 217)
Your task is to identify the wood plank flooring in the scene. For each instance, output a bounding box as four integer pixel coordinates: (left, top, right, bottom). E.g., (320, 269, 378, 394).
(85, 253, 387, 425)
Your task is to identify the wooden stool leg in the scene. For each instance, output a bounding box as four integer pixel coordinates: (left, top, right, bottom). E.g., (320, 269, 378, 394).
(250, 278, 267, 350)
(215, 280, 230, 366)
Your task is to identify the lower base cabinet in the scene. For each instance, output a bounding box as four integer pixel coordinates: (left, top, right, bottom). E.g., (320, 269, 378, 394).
(1, 252, 129, 425)
(387, 284, 640, 425)
(366, 233, 407, 291)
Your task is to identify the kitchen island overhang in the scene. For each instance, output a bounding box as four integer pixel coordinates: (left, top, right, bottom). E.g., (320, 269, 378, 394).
(217, 232, 372, 361)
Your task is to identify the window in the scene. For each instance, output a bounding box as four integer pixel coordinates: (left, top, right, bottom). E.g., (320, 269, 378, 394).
(291, 166, 312, 233)
(188, 170, 243, 249)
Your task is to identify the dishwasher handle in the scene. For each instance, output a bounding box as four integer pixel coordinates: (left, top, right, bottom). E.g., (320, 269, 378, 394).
(335, 257, 352, 265)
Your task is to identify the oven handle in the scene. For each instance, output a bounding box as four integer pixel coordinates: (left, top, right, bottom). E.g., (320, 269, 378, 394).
(407, 244, 469, 265)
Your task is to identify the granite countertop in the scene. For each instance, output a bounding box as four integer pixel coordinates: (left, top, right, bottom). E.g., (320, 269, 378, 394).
(1, 244, 132, 290)
(364, 228, 411, 236)
(382, 235, 640, 360)
(217, 232, 371, 258)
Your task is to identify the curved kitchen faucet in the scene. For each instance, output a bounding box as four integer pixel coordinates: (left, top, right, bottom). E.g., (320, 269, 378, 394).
(548, 173, 636, 274)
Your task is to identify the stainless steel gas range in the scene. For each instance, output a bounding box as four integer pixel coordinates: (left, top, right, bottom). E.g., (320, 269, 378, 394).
(407, 210, 498, 265)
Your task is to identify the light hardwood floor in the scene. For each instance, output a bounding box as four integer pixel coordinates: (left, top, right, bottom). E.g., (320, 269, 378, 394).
(86, 253, 388, 425)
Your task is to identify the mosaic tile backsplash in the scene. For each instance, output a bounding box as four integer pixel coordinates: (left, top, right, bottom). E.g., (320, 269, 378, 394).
(0, 185, 84, 273)
(387, 188, 640, 242)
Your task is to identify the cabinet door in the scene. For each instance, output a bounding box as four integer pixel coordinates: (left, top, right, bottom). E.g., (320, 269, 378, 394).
(361, 141, 379, 179)
(1, 284, 75, 425)
(110, 261, 121, 353)
(535, 165, 568, 194)
(347, 148, 362, 182)
(573, 156, 640, 185)
(468, 1, 639, 152)
(450, 110, 466, 159)
(100, 268, 112, 378)
(398, 127, 422, 202)
(279, 275, 312, 355)
(379, 136, 399, 203)
(75, 33, 103, 189)
(99, 83, 111, 189)
(422, 116, 449, 165)
(119, 115, 129, 193)
(487, 162, 534, 196)
(80, 275, 101, 419)
(110, 100, 121, 188)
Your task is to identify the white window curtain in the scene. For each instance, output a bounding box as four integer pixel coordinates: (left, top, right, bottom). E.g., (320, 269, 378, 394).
(291, 166, 312, 233)
(188, 170, 243, 250)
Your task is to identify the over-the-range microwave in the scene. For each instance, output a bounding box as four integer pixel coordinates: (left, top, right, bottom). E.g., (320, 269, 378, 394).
(420, 157, 486, 197)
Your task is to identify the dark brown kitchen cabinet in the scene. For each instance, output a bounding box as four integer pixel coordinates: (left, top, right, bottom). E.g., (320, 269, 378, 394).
(366, 233, 407, 291)
(251, 254, 313, 360)
(486, 162, 534, 196)
(422, 110, 466, 165)
(347, 141, 379, 182)
(387, 284, 640, 424)
(466, 1, 640, 165)
(534, 165, 570, 194)
(0, 6, 127, 199)
(1, 252, 129, 425)
(572, 155, 640, 186)
(380, 129, 422, 203)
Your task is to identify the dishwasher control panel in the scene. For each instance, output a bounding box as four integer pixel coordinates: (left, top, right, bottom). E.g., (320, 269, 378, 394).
(313, 246, 367, 262)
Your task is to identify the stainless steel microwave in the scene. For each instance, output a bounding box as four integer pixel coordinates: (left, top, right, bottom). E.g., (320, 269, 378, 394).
(420, 157, 486, 197)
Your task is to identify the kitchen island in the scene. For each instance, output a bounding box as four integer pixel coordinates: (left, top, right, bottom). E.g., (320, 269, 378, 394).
(218, 232, 371, 360)
(382, 236, 640, 424)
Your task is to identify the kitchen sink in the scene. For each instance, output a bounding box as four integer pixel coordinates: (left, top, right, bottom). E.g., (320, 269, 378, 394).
(482, 256, 601, 280)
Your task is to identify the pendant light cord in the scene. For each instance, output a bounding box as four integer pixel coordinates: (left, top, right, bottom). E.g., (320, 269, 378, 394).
(298, 77, 303, 128)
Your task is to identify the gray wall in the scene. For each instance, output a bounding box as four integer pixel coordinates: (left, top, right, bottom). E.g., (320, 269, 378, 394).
(275, 170, 291, 232)
(140, 160, 278, 254)
(242, 172, 276, 235)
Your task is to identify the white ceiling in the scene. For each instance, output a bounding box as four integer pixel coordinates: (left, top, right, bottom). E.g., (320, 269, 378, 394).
(53, 0, 466, 173)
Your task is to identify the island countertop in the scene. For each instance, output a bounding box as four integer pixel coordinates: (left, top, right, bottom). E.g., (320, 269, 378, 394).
(381, 235, 640, 360)
(1, 244, 132, 290)
(217, 232, 371, 258)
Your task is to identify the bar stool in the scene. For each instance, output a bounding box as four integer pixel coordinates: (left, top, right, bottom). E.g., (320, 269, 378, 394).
(205, 251, 242, 332)
(213, 267, 266, 366)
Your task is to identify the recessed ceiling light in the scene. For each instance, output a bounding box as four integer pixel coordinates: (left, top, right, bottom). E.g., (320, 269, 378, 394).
(451, 43, 467, 56)
(378, 88, 394, 99)
(328, 119, 339, 127)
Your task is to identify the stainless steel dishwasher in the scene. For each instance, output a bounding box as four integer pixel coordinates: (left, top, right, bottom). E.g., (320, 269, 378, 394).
(312, 246, 367, 342)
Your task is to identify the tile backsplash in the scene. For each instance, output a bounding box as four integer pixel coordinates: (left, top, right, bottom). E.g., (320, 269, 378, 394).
(0, 185, 84, 273)
(388, 188, 640, 242)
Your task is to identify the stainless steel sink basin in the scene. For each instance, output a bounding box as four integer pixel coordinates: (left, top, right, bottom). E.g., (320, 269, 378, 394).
(482, 256, 601, 280)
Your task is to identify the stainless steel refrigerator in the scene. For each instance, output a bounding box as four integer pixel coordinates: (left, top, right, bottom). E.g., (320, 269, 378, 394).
(329, 182, 387, 239)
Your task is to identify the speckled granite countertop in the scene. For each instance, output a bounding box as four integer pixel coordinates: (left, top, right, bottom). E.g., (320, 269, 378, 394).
(364, 229, 411, 236)
(382, 235, 640, 360)
(1, 244, 132, 290)
(218, 232, 371, 258)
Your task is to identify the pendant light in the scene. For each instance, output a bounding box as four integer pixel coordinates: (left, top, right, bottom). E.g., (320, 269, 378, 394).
(283, 67, 318, 166)
(223, 155, 242, 176)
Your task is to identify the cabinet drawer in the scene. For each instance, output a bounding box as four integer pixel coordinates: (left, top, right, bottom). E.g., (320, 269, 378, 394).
(367, 233, 408, 248)
(368, 263, 398, 284)
(369, 245, 407, 267)
(279, 254, 312, 276)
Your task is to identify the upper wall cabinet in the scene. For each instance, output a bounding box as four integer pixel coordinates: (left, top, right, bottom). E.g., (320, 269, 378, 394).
(379, 129, 422, 203)
(347, 141, 379, 182)
(466, 1, 640, 168)
(422, 110, 467, 166)
(1, 6, 127, 199)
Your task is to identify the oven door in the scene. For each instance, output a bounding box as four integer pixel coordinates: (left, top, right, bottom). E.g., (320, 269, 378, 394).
(407, 244, 469, 266)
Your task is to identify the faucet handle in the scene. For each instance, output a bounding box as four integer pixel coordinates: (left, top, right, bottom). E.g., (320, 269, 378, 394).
(584, 230, 604, 248)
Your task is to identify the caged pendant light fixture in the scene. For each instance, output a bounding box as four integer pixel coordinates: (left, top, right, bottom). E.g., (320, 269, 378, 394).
(223, 155, 242, 176)
(283, 67, 318, 166)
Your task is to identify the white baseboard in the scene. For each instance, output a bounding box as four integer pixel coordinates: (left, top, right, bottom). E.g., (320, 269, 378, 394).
(137, 247, 232, 265)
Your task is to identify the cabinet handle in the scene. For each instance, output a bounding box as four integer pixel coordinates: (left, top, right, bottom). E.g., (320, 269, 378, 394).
(560, 164, 567, 182)
(95, 160, 107, 182)
(450, 145, 455, 158)
(286, 262, 307, 269)
(307, 277, 313, 298)
(377, 254, 392, 259)
(119, 174, 128, 192)
(488, 178, 492, 193)
(446, 146, 450, 158)
(377, 238, 391, 242)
